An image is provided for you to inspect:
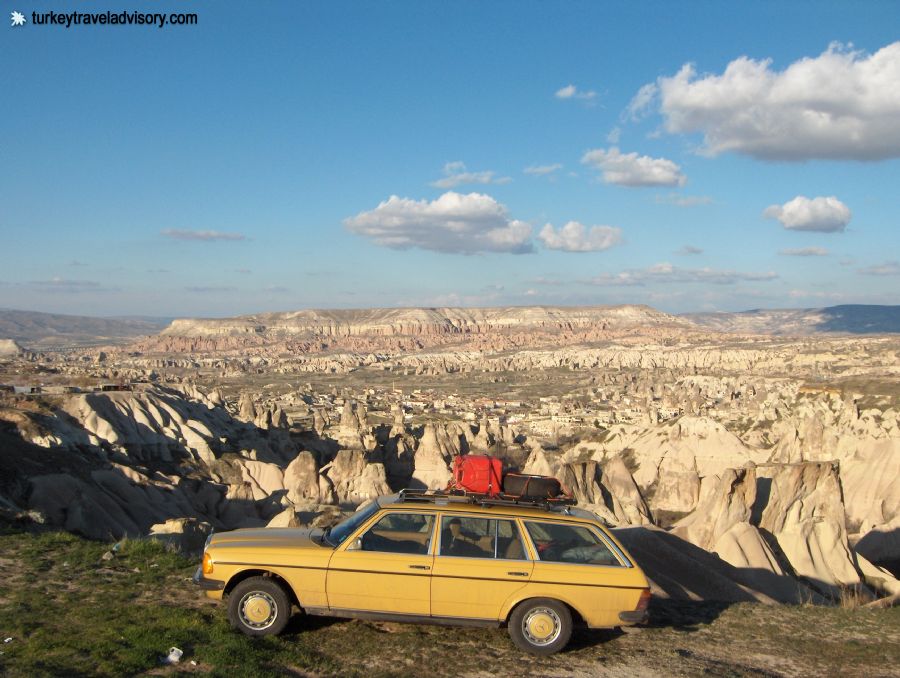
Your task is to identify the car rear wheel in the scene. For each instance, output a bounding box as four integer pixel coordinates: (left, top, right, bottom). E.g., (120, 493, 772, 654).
(508, 598, 572, 655)
(227, 576, 292, 637)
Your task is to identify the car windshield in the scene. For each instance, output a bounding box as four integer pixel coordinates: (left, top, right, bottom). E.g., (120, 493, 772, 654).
(324, 501, 380, 547)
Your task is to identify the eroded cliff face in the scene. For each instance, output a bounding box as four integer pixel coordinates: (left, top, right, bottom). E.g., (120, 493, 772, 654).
(132, 305, 697, 355)
(159, 305, 684, 338)
(2, 380, 898, 605)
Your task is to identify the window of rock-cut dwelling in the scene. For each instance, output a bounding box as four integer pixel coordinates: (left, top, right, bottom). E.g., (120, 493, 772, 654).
(438, 516, 527, 560)
(524, 521, 622, 566)
(360, 512, 434, 555)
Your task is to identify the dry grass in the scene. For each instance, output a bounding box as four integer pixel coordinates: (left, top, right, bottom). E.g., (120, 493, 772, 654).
(838, 586, 869, 609)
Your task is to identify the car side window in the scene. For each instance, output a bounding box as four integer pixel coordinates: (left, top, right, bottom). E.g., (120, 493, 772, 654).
(524, 521, 622, 566)
(439, 517, 527, 560)
(359, 512, 434, 555)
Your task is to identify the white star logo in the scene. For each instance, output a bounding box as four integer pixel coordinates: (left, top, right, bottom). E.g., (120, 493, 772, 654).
(11, 11, 26, 26)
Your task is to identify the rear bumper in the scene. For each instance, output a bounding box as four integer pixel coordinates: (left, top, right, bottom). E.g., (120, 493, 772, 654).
(618, 609, 648, 624)
(192, 566, 225, 591)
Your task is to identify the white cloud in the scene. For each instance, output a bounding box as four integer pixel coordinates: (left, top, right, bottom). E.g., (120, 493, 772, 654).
(523, 163, 562, 176)
(344, 191, 533, 254)
(538, 222, 623, 252)
(763, 195, 851, 232)
(647, 41, 900, 160)
(676, 245, 704, 255)
(162, 229, 246, 241)
(625, 83, 658, 120)
(587, 262, 777, 286)
(393, 287, 509, 308)
(787, 289, 849, 300)
(185, 285, 238, 293)
(858, 261, 900, 276)
(27, 278, 106, 292)
(523, 289, 538, 297)
(555, 84, 596, 100)
(431, 161, 511, 189)
(655, 193, 713, 207)
(779, 247, 829, 256)
(581, 147, 686, 187)
(606, 127, 621, 144)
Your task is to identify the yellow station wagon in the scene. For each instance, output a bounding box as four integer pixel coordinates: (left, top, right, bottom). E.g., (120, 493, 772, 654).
(193, 491, 651, 654)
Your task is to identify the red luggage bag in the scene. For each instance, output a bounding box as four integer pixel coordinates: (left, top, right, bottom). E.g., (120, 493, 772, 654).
(450, 455, 503, 497)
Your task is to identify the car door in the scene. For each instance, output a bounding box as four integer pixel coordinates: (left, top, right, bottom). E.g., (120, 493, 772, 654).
(326, 510, 435, 616)
(522, 519, 640, 627)
(430, 514, 533, 621)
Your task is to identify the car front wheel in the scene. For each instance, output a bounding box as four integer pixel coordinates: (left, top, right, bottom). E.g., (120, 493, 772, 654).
(227, 576, 292, 637)
(508, 598, 573, 655)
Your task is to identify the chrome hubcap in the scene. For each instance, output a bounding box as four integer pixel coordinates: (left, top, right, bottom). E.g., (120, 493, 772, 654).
(239, 591, 277, 630)
(522, 607, 562, 646)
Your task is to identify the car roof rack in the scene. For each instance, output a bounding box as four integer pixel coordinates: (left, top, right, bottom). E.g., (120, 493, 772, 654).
(396, 488, 578, 513)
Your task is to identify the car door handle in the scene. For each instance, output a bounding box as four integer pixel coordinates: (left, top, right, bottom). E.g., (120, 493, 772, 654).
(409, 565, 431, 570)
(507, 571, 529, 577)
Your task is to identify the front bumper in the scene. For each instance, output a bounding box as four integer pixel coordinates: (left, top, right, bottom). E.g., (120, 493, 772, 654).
(192, 565, 225, 591)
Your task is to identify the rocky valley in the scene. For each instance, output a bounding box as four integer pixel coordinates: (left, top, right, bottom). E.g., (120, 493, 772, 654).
(1, 303, 899, 612)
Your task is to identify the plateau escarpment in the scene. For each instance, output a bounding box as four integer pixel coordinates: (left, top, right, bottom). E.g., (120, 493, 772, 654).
(135, 305, 696, 355)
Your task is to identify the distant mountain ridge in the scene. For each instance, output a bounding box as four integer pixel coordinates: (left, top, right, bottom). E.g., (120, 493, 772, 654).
(4, 304, 898, 351)
(137, 304, 691, 354)
(158, 304, 682, 337)
(0, 309, 171, 349)
(683, 304, 900, 335)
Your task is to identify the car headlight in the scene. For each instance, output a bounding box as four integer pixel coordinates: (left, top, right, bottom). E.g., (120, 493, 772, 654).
(202, 551, 214, 575)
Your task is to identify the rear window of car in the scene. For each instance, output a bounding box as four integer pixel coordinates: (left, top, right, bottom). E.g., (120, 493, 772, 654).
(438, 516, 527, 560)
(524, 521, 623, 566)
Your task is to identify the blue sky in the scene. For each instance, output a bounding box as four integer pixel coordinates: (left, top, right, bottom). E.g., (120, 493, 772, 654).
(2, 1, 899, 317)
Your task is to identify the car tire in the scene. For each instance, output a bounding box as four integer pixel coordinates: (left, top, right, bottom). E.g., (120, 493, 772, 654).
(227, 576, 292, 637)
(508, 598, 573, 655)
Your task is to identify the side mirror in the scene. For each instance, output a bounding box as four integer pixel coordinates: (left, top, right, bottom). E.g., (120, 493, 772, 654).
(346, 537, 364, 551)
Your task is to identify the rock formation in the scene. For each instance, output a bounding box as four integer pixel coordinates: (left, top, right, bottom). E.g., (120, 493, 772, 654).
(148, 517, 213, 554)
(284, 451, 336, 505)
(0, 338, 24, 357)
(672, 467, 756, 551)
(411, 423, 454, 489)
(334, 400, 366, 450)
(322, 450, 391, 504)
(756, 462, 861, 594)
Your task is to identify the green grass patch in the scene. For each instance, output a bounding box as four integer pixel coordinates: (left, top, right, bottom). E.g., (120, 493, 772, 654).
(1, 528, 899, 677)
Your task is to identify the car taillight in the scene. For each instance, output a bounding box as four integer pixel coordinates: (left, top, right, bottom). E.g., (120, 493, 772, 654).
(636, 588, 651, 611)
(202, 551, 214, 575)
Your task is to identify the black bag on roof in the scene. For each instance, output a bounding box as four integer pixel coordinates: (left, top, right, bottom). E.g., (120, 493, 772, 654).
(502, 473, 563, 499)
